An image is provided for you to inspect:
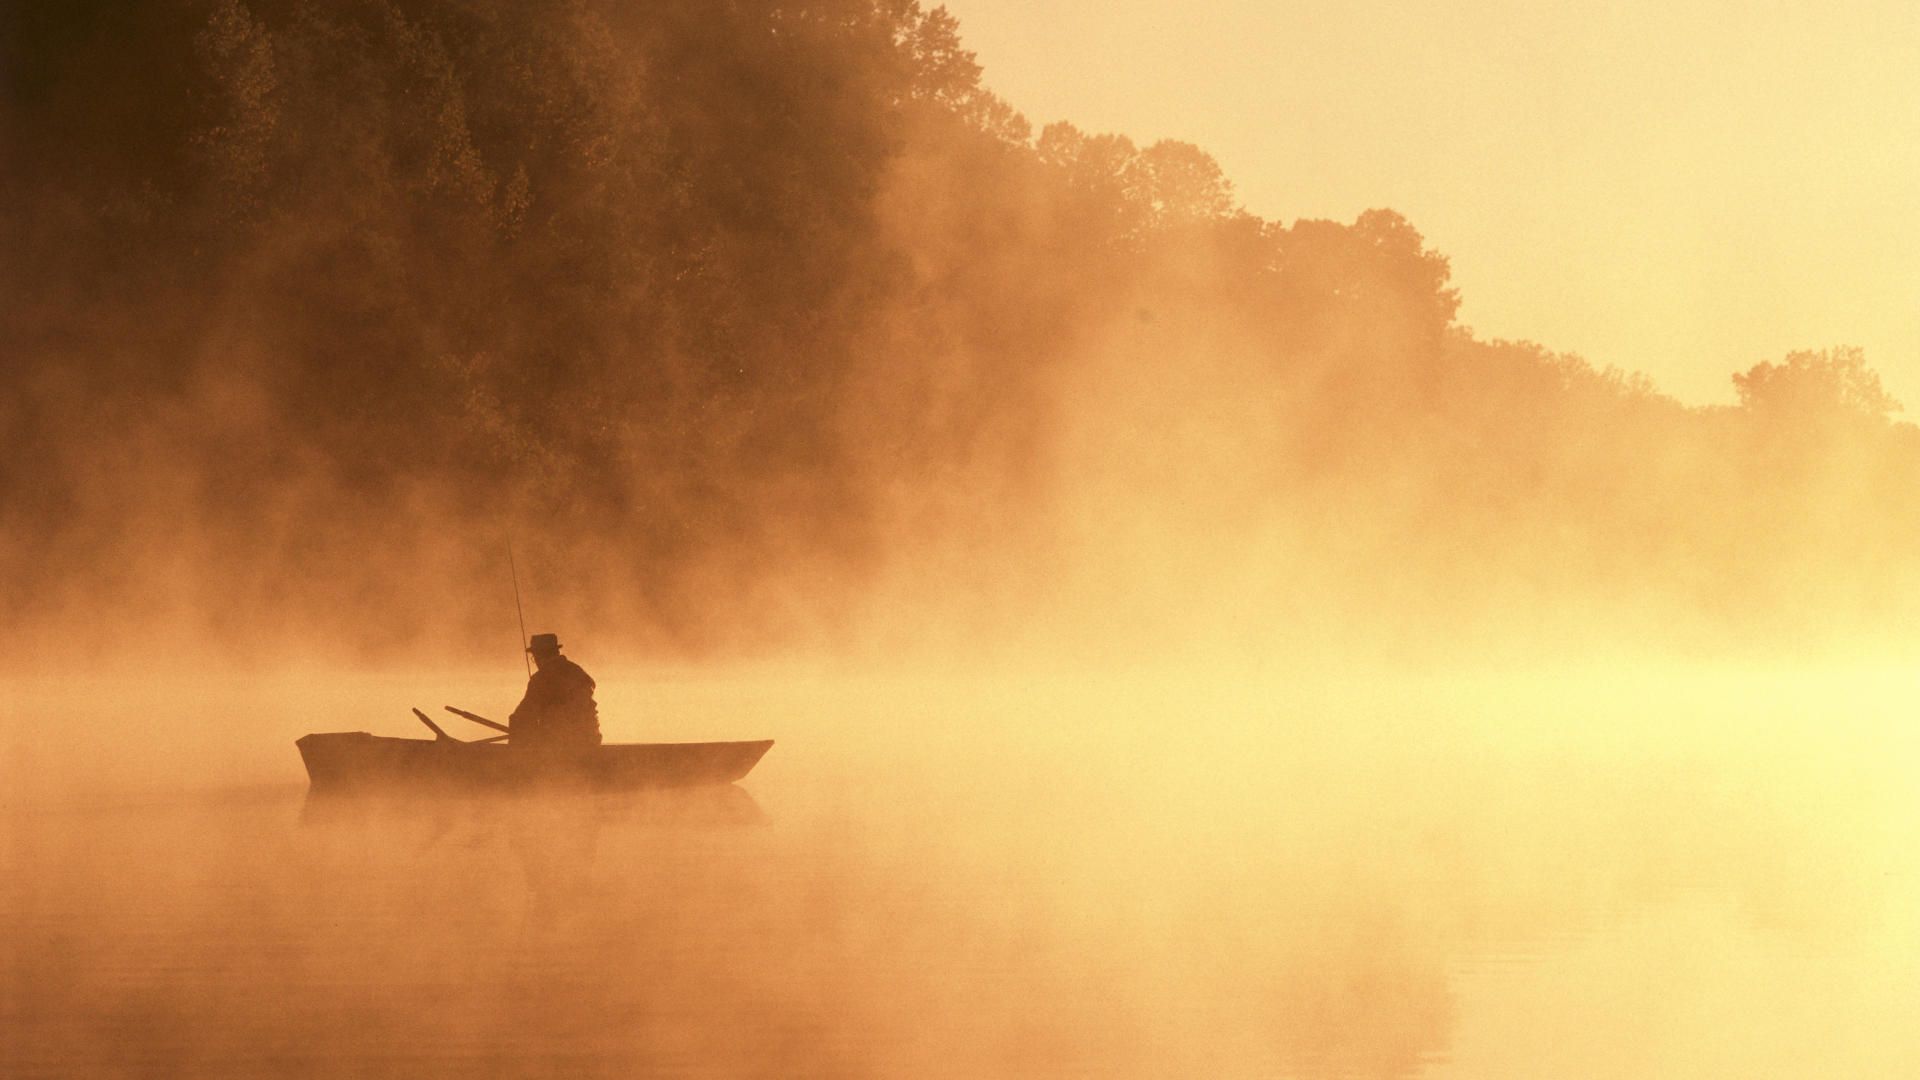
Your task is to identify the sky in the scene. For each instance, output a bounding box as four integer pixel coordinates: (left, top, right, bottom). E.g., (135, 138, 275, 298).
(942, 0, 1920, 407)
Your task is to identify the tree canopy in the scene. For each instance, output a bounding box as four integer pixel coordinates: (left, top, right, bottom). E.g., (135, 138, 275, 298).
(1, 0, 1912, 658)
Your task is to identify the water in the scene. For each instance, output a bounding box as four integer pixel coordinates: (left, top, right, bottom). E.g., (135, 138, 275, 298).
(4, 664, 1918, 1077)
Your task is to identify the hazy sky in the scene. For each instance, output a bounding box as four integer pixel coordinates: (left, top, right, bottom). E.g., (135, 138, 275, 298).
(944, 0, 1919, 407)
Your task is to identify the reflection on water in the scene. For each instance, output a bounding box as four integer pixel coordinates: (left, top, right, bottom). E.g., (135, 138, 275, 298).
(5, 669, 1920, 1077)
(300, 786, 767, 933)
(298, 784, 767, 833)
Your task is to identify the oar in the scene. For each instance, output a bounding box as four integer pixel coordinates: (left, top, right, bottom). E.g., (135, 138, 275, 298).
(412, 709, 507, 744)
(444, 706, 510, 734)
(412, 707, 458, 741)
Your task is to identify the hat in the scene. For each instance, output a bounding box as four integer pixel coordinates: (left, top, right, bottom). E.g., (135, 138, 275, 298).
(527, 633, 562, 654)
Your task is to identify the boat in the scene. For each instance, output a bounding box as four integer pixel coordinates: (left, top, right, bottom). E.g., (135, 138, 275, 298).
(297, 729, 774, 793)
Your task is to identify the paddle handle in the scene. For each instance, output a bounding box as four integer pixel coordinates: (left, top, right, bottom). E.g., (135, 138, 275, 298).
(411, 708, 455, 741)
(445, 706, 510, 734)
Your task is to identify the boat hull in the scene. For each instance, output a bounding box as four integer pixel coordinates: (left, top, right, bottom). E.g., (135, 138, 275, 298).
(296, 732, 773, 792)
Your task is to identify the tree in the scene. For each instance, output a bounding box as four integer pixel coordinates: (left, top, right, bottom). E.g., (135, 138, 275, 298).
(1132, 139, 1234, 227)
(1034, 121, 1148, 244)
(1732, 346, 1900, 422)
(1262, 209, 1459, 355)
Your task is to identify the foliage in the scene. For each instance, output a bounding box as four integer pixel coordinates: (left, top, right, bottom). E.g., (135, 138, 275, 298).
(1, 0, 1915, 655)
(1733, 346, 1901, 421)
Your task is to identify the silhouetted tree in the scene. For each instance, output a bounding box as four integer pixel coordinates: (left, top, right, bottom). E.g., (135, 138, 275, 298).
(1733, 346, 1900, 422)
(1133, 139, 1235, 227)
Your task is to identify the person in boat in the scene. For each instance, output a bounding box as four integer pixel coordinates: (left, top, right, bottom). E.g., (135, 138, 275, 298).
(509, 633, 602, 752)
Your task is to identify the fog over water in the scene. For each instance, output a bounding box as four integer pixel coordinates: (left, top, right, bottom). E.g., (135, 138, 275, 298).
(8, 664, 1920, 1076)
(6, 1, 1920, 1075)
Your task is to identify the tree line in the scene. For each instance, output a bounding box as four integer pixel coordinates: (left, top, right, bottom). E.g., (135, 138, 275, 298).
(1, 0, 1911, 657)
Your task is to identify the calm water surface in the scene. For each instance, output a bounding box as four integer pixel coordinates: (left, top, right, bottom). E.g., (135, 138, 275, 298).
(4, 666, 1918, 1077)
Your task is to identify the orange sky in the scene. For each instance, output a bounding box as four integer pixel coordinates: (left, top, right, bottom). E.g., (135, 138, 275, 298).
(944, 0, 1919, 407)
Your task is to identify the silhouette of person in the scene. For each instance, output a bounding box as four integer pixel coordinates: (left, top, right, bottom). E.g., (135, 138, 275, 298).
(509, 633, 601, 752)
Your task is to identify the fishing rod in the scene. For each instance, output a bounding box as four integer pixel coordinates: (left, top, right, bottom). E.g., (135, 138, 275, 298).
(507, 534, 531, 677)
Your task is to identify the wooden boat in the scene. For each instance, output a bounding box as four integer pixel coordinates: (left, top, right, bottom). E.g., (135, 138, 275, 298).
(296, 731, 774, 792)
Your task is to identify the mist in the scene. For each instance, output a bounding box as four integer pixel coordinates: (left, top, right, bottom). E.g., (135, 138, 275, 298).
(6, 3, 1920, 1077)
(4, 0, 1916, 672)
